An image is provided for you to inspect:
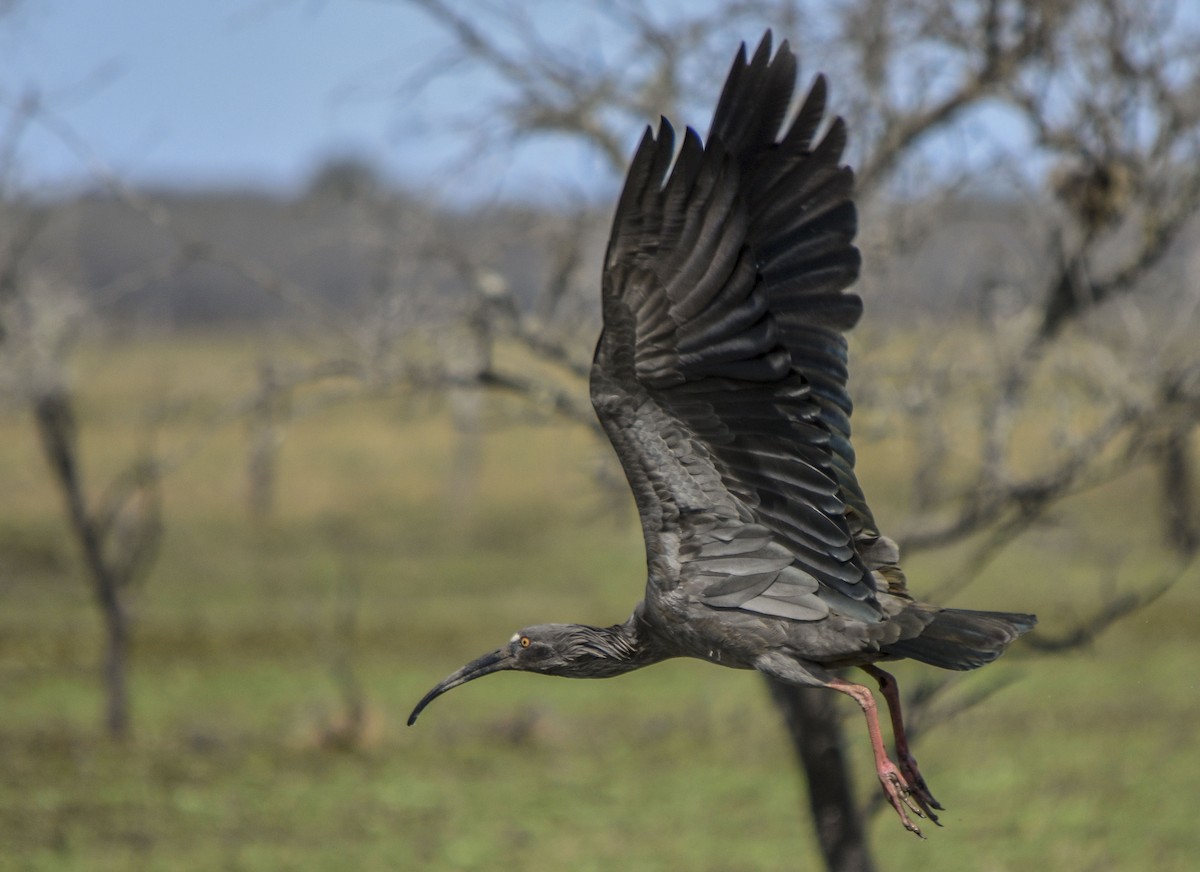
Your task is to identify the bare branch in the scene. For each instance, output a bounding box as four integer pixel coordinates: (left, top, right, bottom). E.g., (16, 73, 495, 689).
(1023, 564, 1188, 653)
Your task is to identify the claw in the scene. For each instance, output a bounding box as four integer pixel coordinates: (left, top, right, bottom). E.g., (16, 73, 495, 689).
(879, 761, 926, 838)
(898, 753, 943, 825)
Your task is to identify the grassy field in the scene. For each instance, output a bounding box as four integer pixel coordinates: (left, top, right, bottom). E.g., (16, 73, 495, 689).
(1, 334, 1197, 871)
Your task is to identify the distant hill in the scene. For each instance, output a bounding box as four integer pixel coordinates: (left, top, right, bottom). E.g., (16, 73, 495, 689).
(6, 180, 1193, 332)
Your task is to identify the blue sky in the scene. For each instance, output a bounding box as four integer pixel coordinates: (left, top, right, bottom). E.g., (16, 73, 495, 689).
(5, 1, 1149, 205)
(1, 0, 620, 200)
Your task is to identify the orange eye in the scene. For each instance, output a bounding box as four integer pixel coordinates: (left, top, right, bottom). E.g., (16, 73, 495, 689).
(519, 636, 531, 648)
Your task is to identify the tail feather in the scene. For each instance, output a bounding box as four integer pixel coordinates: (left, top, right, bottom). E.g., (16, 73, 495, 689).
(882, 608, 1037, 671)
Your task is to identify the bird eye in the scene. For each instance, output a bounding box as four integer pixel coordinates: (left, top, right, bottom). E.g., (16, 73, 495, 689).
(519, 636, 531, 648)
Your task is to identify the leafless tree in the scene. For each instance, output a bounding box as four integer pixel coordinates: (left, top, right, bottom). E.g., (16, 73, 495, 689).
(0, 221, 167, 739)
(0, 81, 182, 739)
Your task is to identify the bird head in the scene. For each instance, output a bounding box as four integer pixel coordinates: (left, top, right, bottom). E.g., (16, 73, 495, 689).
(407, 623, 640, 725)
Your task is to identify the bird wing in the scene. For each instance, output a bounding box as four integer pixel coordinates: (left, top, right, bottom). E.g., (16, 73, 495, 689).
(590, 33, 886, 624)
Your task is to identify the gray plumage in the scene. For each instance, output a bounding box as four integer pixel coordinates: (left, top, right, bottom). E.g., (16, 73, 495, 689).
(408, 32, 1035, 837)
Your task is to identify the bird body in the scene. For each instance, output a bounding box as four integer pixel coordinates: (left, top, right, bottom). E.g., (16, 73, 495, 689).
(409, 32, 1035, 837)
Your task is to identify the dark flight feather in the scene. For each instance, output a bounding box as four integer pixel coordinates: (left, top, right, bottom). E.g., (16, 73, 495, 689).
(592, 31, 878, 625)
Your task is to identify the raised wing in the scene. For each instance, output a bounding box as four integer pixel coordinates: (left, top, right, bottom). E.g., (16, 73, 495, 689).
(591, 33, 888, 625)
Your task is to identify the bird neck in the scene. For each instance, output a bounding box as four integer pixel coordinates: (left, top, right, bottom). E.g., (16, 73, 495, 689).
(564, 609, 670, 678)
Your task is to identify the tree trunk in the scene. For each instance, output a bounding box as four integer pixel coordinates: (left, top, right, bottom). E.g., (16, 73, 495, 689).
(1161, 425, 1198, 558)
(34, 391, 132, 740)
(247, 362, 284, 523)
(767, 679, 876, 872)
(102, 596, 131, 738)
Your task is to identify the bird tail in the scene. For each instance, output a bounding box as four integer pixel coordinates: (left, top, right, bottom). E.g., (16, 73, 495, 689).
(882, 608, 1037, 671)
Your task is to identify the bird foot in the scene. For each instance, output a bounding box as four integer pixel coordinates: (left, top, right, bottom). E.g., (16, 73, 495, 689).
(897, 751, 943, 825)
(878, 761, 927, 838)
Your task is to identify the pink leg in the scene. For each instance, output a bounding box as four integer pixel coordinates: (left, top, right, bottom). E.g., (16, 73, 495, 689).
(861, 664, 943, 823)
(826, 677, 927, 837)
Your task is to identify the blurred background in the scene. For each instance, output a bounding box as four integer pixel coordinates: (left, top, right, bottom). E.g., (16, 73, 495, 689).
(2, 1, 1199, 870)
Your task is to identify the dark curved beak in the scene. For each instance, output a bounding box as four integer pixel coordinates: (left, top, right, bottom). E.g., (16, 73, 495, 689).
(407, 648, 515, 726)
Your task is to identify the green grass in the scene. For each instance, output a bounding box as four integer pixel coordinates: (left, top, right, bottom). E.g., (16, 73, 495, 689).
(1, 333, 1197, 871)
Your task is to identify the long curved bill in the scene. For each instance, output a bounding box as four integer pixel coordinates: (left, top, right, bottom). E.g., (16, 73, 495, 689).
(407, 648, 515, 726)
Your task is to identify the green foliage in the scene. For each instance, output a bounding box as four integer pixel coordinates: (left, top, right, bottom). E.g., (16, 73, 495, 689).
(0, 336, 1196, 871)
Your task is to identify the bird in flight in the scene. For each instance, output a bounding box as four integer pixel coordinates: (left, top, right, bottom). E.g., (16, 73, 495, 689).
(408, 31, 1035, 836)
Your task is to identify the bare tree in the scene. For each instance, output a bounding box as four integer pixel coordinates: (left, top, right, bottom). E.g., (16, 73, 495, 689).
(0, 248, 166, 740)
(0, 83, 179, 739)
